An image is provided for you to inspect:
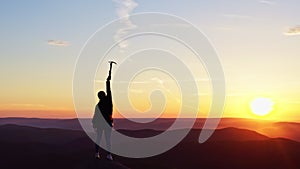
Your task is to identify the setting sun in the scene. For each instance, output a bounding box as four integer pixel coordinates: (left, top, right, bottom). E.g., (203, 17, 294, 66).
(250, 98, 274, 116)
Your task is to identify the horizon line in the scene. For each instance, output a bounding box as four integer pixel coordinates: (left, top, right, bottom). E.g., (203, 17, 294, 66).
(1, 116, 299, 123)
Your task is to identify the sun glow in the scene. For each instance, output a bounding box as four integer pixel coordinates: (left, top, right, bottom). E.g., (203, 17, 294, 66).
(250, 98, 274, 116)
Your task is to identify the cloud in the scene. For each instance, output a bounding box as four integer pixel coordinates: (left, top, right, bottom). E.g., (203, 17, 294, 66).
(47, 40, 70, 47)
(259, 0, 277, 5)
(0, 104, 47, 110)
(150, 23, 191, 28)
(284, 26, 300, 36)
(112, 0, 138, 50)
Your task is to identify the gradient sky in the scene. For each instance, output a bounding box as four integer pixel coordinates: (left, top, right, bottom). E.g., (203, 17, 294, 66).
(0, 0, 300, 121)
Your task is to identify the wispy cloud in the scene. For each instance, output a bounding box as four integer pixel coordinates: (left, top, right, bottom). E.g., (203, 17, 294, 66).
(47, 40, 70, 47)
(112, 0, 138, 50)
(150, 23, 191, 28)
(0, 103, 71, 112)
(259, 0, 277, 5)
(0, 104, 47, 110)
(284, 26, 300, 36)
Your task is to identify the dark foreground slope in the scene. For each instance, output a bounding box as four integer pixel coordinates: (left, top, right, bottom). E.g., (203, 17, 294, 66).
(0, 124, 129, 169)
(1, 124, 300, 169)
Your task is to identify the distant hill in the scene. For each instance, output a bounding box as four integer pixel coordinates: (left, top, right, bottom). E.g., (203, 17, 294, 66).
(0, 117, 83, 130)
(1, 124, 300, 169)
(1, 117, 300, 142)
(187, 127, 269, 142)
(117, 127, 269, 142)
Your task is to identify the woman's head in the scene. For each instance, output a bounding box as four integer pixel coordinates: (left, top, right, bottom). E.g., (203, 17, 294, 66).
(98, 91, 106, 100)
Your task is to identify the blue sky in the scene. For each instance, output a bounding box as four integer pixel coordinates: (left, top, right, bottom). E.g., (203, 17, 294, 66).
(0, 0, 300, 120)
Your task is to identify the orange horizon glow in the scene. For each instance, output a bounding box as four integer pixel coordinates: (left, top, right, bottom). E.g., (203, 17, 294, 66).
(1, 89, 300, 122)
(1, 107, 300, 123)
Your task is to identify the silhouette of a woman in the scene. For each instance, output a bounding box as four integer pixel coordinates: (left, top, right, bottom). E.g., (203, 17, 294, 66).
(92, 62, 115, 160)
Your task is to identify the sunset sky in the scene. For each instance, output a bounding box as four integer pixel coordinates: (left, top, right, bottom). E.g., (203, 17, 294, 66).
(0, 0, 300, 121)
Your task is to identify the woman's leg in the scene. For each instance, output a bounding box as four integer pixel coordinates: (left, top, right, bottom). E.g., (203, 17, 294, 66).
(104, 126, 112, 153)
(95, 128, 103, 153)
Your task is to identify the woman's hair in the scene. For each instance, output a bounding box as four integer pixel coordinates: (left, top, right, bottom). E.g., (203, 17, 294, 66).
(98, 91, 106, 99)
